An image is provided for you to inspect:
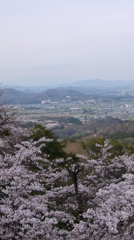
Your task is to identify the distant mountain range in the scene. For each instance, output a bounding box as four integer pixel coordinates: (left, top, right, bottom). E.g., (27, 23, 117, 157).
(1, 79, 134, 104)
(69, 79, 134, 88)
(3, 79, 134, 93)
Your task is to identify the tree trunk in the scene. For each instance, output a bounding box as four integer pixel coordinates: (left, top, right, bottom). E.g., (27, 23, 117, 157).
(73, 174, 78, 197)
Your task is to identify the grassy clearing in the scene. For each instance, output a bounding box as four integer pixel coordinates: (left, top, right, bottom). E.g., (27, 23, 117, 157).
(64, 141, 90, 158)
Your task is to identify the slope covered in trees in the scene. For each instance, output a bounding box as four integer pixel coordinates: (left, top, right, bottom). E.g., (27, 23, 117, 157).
(1, 103, 134, 239)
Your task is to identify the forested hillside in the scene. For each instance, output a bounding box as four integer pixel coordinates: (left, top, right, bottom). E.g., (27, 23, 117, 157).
(1, 88, 89, 104)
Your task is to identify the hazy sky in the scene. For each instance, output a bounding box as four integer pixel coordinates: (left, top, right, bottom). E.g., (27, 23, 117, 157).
(0, 0, 134, 85)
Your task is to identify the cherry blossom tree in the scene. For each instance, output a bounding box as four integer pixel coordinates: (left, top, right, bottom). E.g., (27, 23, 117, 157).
(1, 108, 134, 240)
